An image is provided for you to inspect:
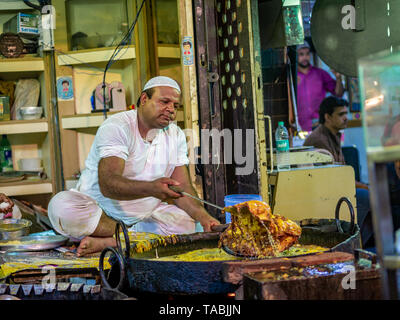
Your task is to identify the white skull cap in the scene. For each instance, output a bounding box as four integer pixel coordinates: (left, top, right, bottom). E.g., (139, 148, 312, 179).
(142, 76, 181, 93)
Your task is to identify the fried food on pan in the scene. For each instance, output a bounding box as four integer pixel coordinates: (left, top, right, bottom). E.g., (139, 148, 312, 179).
(219, 200, 302, 258)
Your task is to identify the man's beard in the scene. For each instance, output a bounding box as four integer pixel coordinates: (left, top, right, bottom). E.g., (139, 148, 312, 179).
(298, 61, 310, 69)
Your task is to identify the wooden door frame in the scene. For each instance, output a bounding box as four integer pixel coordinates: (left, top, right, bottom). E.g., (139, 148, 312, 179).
(193, 0, 227, 220)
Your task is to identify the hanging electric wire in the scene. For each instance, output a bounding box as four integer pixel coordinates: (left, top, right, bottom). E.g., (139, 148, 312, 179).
(101, 0, 147, 119)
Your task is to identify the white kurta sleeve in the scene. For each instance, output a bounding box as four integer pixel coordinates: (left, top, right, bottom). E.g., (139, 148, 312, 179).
(176, 127, 190, 166)
(95, 122, 130, 161)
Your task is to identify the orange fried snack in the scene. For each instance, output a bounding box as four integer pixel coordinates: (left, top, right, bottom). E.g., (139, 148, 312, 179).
(219, 200, 302, 258)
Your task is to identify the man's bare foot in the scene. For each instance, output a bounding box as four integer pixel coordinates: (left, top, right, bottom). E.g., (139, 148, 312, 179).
(77, 236, 116, 257)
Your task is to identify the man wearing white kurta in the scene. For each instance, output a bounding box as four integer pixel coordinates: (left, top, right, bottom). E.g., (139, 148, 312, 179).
(48, 76, 220, 256)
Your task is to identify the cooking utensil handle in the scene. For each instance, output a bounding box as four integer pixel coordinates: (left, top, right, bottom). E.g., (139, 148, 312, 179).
(354, 248, 377, 268)
(115, 220, 131, 259)
(99, 246, 126, 292)
(169, 185, 225, 211)
(210, 224, 229, 232)
(169, 185, 183, 194)
(335, 197, 355, 235)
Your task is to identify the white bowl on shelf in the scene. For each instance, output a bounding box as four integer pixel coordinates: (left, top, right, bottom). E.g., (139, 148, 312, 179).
(19, 106, 43, 120)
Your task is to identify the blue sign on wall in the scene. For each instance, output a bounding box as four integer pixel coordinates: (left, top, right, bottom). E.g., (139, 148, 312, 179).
(57, 77, 74, 101)
(182, 36, 194, 66)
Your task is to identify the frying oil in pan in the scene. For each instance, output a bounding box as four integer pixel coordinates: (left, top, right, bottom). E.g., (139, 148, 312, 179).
(150, 244, 328, 262)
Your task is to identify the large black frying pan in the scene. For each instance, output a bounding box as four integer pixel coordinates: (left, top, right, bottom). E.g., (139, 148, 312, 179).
(98, 198, 360, 295)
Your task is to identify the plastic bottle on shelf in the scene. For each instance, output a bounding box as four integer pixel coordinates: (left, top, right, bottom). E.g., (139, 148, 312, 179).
(0, 135, 13, 172)
(275, 121, 291, 171)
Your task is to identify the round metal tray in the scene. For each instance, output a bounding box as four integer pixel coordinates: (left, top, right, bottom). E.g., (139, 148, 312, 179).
(0, 235, 69, 252)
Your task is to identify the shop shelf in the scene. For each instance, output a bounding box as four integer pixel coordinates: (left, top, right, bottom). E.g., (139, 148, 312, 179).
(0, 119, 48, 135)
(0, 180, 53, 196)
(61, 111, 124, 129)
(158, 44, 180, 59)
(62, 110, 184, 130)
(57, 46, 136, 66)
(0, 57, 44, 73)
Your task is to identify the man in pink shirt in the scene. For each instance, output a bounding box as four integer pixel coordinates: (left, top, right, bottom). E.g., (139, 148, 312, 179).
(297, 42, 344, 132)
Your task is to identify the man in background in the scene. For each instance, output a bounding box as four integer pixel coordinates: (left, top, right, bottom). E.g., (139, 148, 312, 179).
(304, 97, 372, 247)
(297, 41, 344, 132)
